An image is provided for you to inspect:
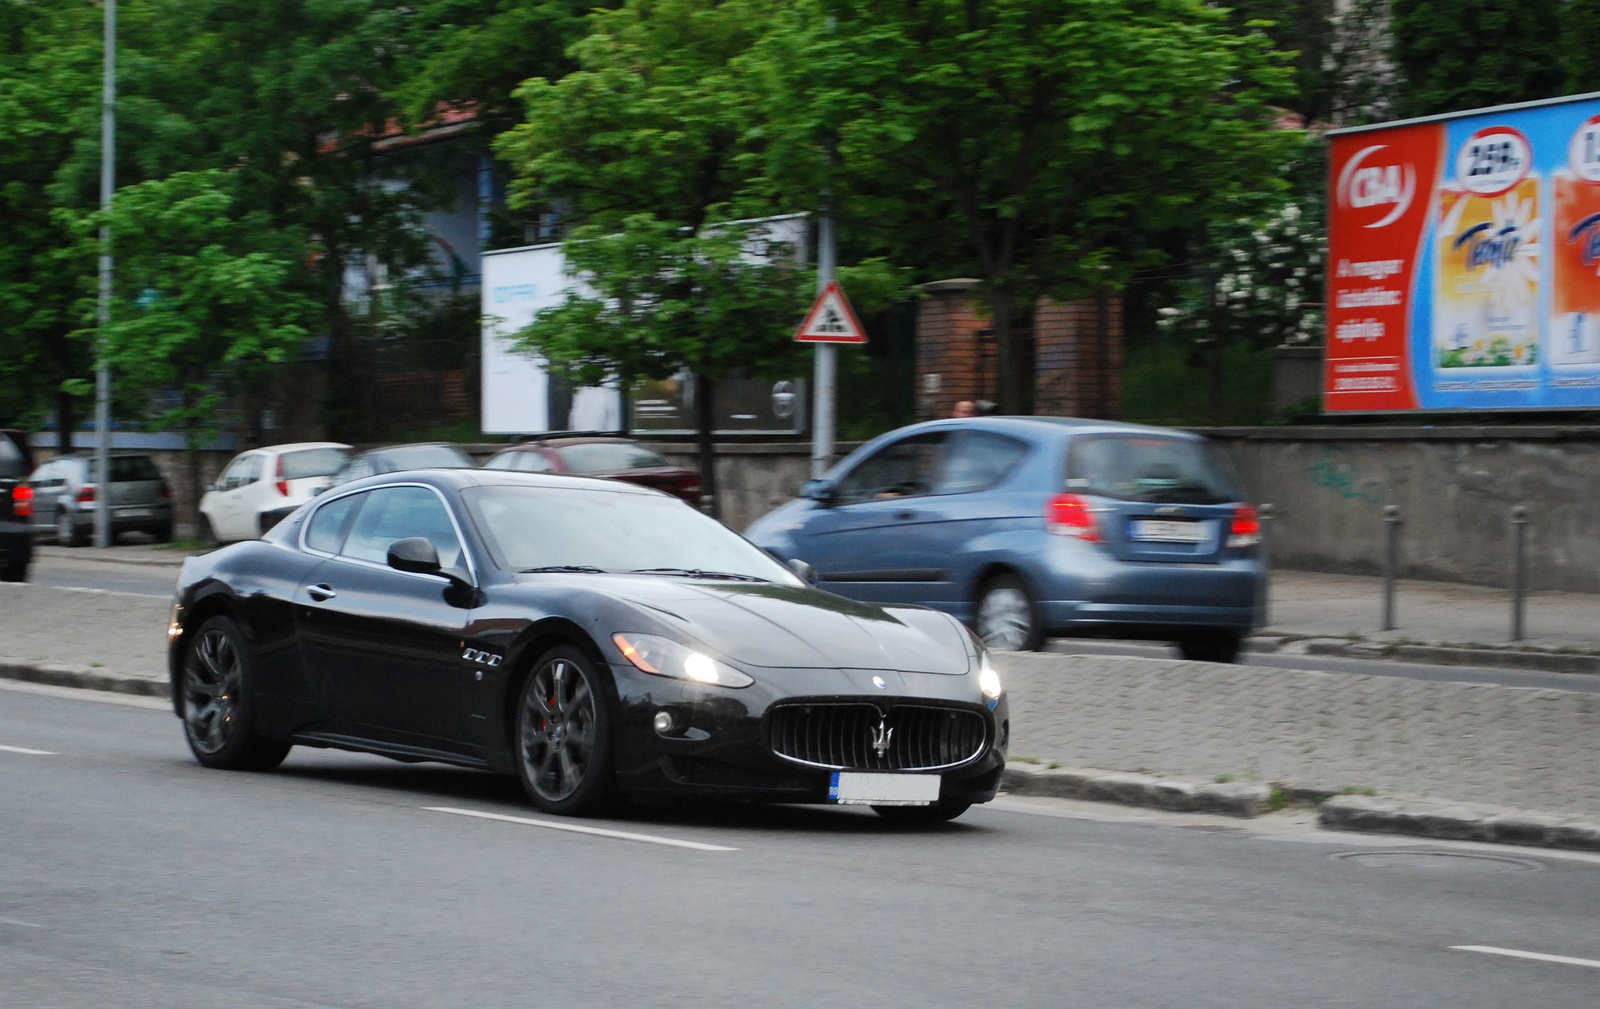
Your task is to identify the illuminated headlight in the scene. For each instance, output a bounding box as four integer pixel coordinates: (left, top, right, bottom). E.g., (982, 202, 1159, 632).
(978, 652, 1004, 700)
(167, 603, 184, 640)
(612, 633, 754, 688)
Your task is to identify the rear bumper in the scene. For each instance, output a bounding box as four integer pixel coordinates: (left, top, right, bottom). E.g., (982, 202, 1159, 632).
(1027, 538, 1262, 635)
(62, 503, 173, 531)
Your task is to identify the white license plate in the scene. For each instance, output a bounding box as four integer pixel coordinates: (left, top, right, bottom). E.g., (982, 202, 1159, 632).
(118, 507, 152, 519)
(1128, 519, 1207, 543)
(828, 771, 940, 806)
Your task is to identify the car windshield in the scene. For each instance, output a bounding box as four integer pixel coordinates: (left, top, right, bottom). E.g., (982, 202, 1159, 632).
(1066, 435, 1241, 505)
(280, 447, 349, 479)
(555, 442, 668, 473)
(463, 484, 795, 582)
(377, 444, 474, 471)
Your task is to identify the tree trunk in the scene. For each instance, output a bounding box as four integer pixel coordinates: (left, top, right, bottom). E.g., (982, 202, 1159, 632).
(991, 286, 1021, 414)
(693, 371, 719, 520)
(183, 395, 203, 535)
(55, 387, 75, 457)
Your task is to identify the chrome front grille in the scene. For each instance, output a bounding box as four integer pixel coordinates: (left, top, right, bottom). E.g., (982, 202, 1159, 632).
(769, 702, 987, 771)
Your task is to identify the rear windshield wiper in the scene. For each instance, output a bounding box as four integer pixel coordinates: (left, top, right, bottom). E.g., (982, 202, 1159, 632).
(627, 567, 769, 582)
(520, 565, 611, 574)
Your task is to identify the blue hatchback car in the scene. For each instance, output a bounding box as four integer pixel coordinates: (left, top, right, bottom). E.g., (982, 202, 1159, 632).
(745, 417, 1263, 661)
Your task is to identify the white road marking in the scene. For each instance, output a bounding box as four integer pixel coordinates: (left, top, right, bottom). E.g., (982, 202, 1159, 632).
(1451, 945, 1600, 970)
(426, 806, 739, 851)
(0, 582, 170, 600)
(0, 915, 43, 928)
(0, 744, 55, 755)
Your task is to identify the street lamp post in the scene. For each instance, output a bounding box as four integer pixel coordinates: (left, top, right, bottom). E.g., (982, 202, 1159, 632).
(94, 0, 116, 548)
(810, 212, 836, 480)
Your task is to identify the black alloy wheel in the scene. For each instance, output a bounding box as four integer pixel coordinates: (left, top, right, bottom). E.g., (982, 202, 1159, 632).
(181, 615, 291, 771)
(975, 573, 1043, 651)
(872, 800, 973, 824)
(1176, 630, 1243, 664)
(515, 646, 616, 815)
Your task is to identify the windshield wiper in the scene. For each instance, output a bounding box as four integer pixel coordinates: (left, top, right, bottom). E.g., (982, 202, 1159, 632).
(627, 567, 769, 582)
(520, 565, 610, 574)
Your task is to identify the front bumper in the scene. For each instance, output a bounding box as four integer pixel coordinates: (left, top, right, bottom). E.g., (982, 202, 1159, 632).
(606, 662, 1009, 806)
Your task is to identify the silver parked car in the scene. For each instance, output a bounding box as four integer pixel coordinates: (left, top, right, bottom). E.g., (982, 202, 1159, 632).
(28, 453, 174, 546)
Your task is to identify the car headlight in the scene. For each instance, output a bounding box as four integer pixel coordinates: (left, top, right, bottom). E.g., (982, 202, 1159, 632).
(612, 633, 754, 688)
(978, 651, 1004, 701)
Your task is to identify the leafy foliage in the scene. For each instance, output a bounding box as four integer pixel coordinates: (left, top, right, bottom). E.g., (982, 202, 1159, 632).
(1391, 0, 1565, 116)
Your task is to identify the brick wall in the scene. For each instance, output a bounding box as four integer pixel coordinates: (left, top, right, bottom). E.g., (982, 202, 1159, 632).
(1034, 291, 1123, 419)
(914, 279, 992, 420)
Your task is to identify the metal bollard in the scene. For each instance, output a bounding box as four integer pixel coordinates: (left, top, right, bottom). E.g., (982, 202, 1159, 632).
(1257, 503, 1275, 629)
(1381, 504, 1401, 631)
(1510, 505, 1529, 641)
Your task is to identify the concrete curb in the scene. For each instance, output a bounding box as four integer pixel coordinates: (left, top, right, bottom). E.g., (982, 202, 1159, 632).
(0, 660, 169, 699)
(1253, 633, 1600, 676)
(1319, 795, 1600, 851)
(33, 546, 187, 569)
(1001, 764, 1272, 818)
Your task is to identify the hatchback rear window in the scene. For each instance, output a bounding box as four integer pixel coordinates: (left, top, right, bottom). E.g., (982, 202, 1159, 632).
(556, 443, 668, 474)
(280, 447, 349, 480)
(1066, 435, 1240, 505)
(376, 444, 474, 471)
(88, 456, 162, 483)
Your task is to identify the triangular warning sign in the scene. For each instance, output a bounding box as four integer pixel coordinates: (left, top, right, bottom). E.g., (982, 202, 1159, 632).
(795, 281, 867, 344)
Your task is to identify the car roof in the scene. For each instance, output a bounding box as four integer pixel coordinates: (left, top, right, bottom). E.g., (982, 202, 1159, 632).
(330, 467, 665, 497)
(256, 441, 351, 454)
(893, 415, 1204, 442)
(499, 436, 643, 450)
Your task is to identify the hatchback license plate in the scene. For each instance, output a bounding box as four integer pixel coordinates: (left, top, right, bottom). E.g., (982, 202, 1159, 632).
(829, 772, 940, 806)
(1128, 519, 1207, 543)
(118, 507, 152, 519)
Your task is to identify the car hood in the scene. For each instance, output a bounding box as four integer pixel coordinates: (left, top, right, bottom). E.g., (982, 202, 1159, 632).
(523, 574, 973, 674)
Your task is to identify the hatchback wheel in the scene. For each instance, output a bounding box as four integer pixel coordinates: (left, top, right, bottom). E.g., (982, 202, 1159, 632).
(1177, 630, 1243, 664)
(976, 574, 1042, 651)
(56, 509, 84, 547)
(515, 646, 616, 815)
(181, 615, 291, 770)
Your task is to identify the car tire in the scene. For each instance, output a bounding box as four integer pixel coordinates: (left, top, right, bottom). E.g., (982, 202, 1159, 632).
(1177, 630, 1243, 664)
(513, 645, 617, 816)
(199, 514, 219, 549)
(56, 508, 84, 547)
(154, 520, 174, 544)
(975, 573, 1043, 652)
(872, 800, 973, 823)
(180, 615, 291, 771)
(0, 562, 25, 583)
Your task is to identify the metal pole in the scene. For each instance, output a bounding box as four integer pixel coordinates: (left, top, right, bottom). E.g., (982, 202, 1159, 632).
(94, 0, 116, 548)
(1257, 503, 1275, 629)
(810, 212, 836, 480)
(1510, 505, 1529, 641)
(1381, 504, 1401, 631)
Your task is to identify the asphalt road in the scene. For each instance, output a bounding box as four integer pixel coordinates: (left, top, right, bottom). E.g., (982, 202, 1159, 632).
(3, 681, 1599, 1008)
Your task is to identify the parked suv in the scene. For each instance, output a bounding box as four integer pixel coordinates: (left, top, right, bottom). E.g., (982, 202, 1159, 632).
(198, 442, 351, 545)
(29, 453, 174, 546)
(745, 417, 1263, 661)
(0, 430, 34, 580)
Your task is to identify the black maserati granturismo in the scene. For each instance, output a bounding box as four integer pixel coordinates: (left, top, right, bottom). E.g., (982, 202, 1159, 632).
(166, 469, 1009, 820)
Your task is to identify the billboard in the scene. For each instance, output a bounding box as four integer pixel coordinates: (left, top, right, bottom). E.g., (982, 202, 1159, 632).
(1326, 92, 1600, 412)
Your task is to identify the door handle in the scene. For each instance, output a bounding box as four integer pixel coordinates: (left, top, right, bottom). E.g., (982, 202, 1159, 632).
(306, 583, 337, 602)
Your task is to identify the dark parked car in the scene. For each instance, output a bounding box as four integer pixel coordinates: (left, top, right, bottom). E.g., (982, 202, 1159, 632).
(0, 430, 34, 581)
(484, 437, 701, 505)
(327, 442, 475, 488)
(167, 469, 1007, 821)
(28, 452, 174, 546)
(746, 417, 1263, 662)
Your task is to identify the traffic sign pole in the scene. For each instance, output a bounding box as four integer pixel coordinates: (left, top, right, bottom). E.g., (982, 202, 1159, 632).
(811, 213, 836, 479)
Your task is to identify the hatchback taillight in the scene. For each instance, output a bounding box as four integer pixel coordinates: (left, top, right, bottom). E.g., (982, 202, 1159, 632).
(274, 456, 288, 496)
(1227, 504, 1261, 549)
(76, 484, 96, 504)
(159, 480, 171, 500)
(1046, 493, 1102, 542)
(12, 485, 33, 518)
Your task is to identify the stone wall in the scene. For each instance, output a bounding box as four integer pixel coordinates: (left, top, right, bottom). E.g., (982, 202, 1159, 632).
(1203, 426, 1600, 593)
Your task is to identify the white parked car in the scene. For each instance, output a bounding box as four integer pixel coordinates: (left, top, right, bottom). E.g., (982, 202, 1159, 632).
(198, 442, 351, 545)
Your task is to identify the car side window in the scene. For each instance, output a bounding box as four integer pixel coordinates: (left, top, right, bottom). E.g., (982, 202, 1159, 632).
(340, 486, 463, 571)
(240, 455, 263, 486)
(515, 451, 554, 473)
(306, 493, 364, 554)
(835, 433, 947, 505)
(218, 455, 253, 491)
(482, 453, 518, 471)
(936, 431, 1030, 494)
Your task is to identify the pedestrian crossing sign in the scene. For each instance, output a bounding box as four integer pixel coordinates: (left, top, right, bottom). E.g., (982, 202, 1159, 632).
(795, 281, 867, 344)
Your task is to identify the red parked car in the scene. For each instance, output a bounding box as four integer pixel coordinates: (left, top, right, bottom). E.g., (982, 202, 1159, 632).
(483, 437, 702, 505)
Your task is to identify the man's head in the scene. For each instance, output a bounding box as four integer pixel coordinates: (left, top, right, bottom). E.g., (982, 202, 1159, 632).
(951, 400, 977, 418)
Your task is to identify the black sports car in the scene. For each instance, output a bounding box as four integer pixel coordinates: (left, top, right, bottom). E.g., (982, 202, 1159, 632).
(167, 469, 1009, 820)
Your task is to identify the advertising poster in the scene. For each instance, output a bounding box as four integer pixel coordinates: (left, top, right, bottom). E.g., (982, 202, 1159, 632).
(1325, 93, 1600, 411)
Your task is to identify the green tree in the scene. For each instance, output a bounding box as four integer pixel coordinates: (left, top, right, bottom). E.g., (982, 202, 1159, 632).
(1391, 0, 1565, 117)
(746, 0, 1296, 413)
(87, 171, 311, 516)
(1561, 0, 1600, 93)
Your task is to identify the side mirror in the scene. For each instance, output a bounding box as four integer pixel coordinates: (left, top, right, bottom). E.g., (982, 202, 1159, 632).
(311, 486, 325, 497)
(787, 557, 818, 585)
(387, 536, 442, 576)
(799, 479, 836, 506)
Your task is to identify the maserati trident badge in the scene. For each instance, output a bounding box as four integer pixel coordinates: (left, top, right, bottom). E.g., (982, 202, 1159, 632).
(872, 675, 887, 690)
(870, 719, 894, 759)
